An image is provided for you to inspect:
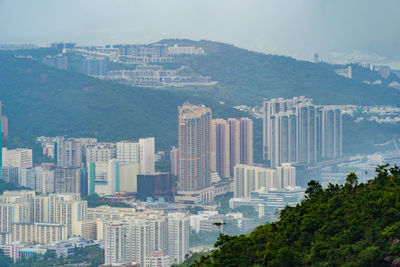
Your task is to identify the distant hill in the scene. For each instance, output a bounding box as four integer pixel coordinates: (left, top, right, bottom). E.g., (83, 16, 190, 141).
(190, 165, 400, 267)
(159, 39, 400, 106)
(1, 40, 399, 161)
(0, 54, 245, 153)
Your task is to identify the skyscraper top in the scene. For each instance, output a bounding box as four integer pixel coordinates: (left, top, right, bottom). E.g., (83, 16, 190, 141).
(179, 104, 211, 120)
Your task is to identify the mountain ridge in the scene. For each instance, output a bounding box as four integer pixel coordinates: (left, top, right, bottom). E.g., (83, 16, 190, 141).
(0, 53, 246, 152)
(158, 39, 400, 106)
(1, 39, 399, 159)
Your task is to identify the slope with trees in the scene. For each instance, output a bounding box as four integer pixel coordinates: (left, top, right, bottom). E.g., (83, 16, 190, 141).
(192, 165, 400, 266)
(159, 39, 400, 106)
(0, 53, 245, 152)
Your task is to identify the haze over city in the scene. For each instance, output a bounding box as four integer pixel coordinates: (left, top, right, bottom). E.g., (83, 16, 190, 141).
(1, 0, 400, 67)
(0, 1, 400, 266)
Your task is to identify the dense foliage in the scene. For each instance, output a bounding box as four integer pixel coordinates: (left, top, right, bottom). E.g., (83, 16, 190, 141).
(0, 53, 246, 152)
(0, 179, 26, 194)
(173, 252, 210, 267)
(193, 165, 400, 266)
(85, 193, 131, 208)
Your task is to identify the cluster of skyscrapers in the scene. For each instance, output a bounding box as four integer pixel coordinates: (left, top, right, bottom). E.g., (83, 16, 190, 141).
(0, 130, 184, 266)
(174, 104, 253, 204)
(211, 117, 253, 178)
(0, 134, 173, 203)
(263, 96, 342, 168)
(0, 189, 189, 266)
(0, 190, 86, 245)
(0, 95, 344, 265)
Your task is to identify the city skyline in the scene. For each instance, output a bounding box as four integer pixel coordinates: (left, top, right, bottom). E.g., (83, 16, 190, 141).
(0, 1, 398, 264)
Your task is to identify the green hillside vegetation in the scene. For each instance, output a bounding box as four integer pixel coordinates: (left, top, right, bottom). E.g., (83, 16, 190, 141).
(192, 165, 400, 267)
(342, 116, 400, 154)
(346, 64, 400, 87)
(85, 193, 131, 208)
(0, 179, 26, 194)
(159, 39, 400, 106)
(0, 53, 246, 153)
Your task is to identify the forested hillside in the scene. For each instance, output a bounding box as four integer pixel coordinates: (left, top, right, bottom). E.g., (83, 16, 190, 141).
(160, 39, 400, 106)
(0, 54, 245, 151)
(190, 165, 400, 267)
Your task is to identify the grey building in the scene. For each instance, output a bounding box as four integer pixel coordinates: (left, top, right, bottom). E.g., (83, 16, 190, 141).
(42, 55, 68, 70)
(81, 57, 108, 76)
(263, 97, 342, 167)
(0, 166, 19, 185)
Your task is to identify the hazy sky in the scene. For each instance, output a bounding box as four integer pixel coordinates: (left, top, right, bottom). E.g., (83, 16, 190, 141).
(1, 0, 399, 66)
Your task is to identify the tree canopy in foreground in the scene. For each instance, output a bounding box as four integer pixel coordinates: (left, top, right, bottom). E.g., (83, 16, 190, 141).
(192, 164, 400, 267)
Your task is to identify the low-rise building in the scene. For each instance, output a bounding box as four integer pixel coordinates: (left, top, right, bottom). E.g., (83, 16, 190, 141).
(230, 187, 305, 220)
(1, 148, 33, 169)
(146, 250, 170, 267)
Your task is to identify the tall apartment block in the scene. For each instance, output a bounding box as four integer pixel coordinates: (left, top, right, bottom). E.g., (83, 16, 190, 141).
(0, 190, 86, 244)
(35, 165, 55, 195)
(104, 221, 127, 265)
(55, 137, 82, 168)
(54, 167, 81, 194)
(167, 212, 189, 265)
(263, 96, 342, 167)
(240, 118, 253, 165)
(210, 117, 253, 179)
(228, 118, 240, 175)
(139, 137, 156, 174)
(211, 119, 230, 178)
(104, 212, 188, 266)
(319, 107, 342, 160)
(0, 166, 18, 185)
(178, 104, 212, 191)
(116, 137, 155, 174)
(19, 168, 36, 189)
(34, 165, 81, 195)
